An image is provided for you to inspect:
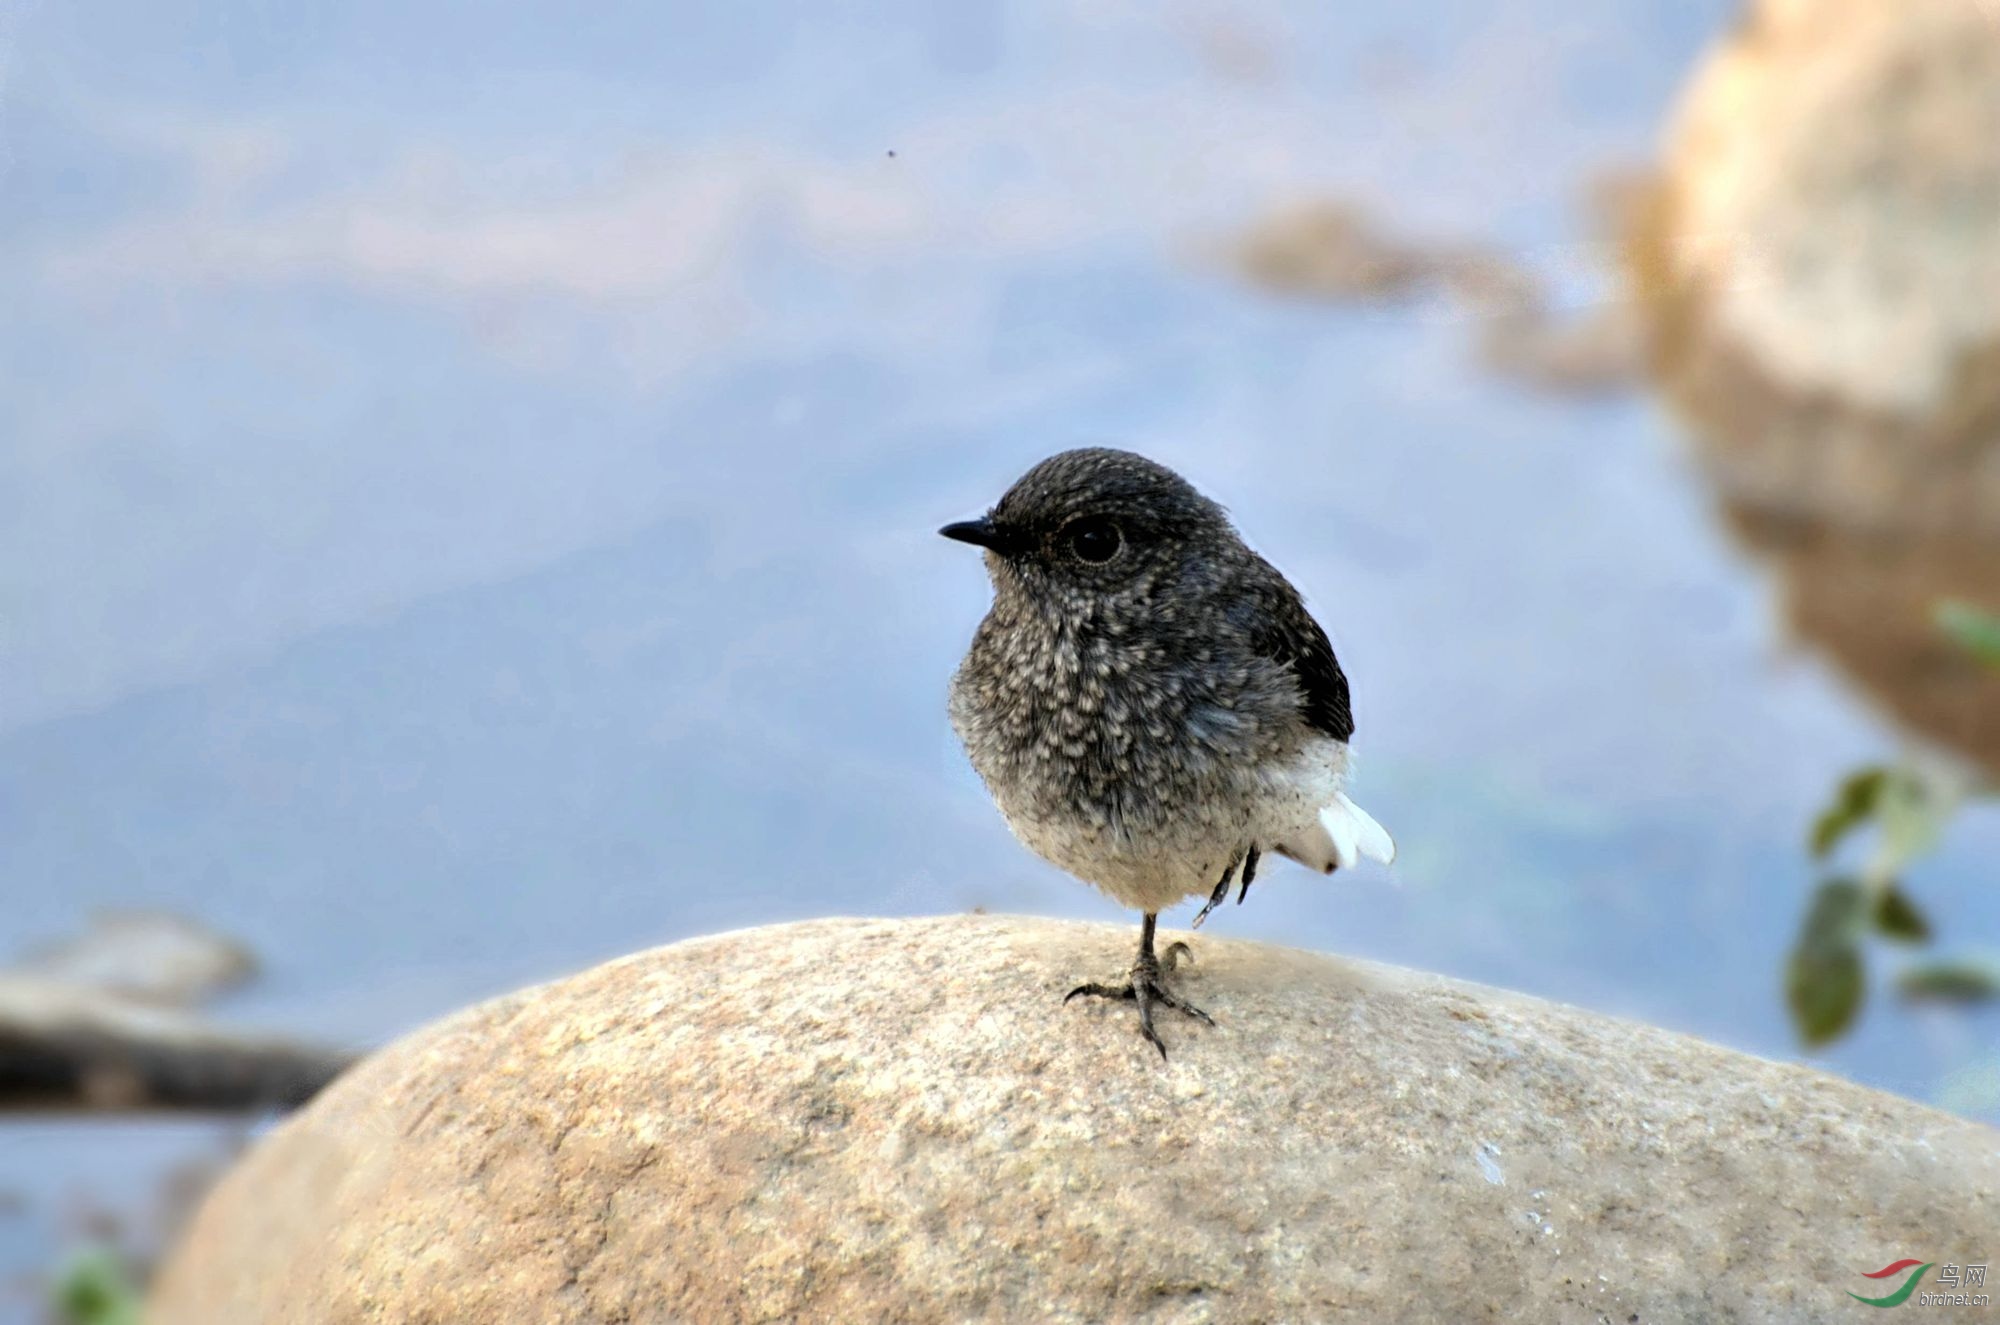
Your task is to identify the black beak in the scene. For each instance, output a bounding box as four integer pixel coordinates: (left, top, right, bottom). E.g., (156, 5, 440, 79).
(939, 517, 1006, 552)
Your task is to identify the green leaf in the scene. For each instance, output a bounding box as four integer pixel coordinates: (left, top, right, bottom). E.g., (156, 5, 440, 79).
(1800, 878, 1869, 945)
(1872, 885, 1931, 943)
(52, 1248, 142, 1325)
(1937, 600, 2000, 671)
(1874, 767, 1950, 876)
(1787, 937, 1865, 1047)
(1787, 880, 1868, 1046)
(1898, 960, 2000, 1004)
(1810, 767, 1889, 859)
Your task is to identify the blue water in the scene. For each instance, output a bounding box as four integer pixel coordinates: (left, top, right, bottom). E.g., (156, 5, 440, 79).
(3, 0, 1996, 1302)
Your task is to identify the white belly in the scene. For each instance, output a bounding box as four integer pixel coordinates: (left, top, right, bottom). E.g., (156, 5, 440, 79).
(1001, 738, 1372, 914)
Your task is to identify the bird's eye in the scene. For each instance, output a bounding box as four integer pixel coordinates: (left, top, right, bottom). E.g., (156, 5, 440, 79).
(1064, 516, 1123, 564)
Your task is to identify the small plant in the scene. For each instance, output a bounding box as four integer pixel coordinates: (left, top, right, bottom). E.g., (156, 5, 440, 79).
(1786, 601, 2000, 1047)
(51, 1247, 143, 1325)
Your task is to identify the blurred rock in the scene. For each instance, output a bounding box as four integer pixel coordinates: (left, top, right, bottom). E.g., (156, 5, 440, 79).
(0, 977, 353, 1112)
(0, 913, 346, 1112)
(1459, 275, 1648, 398)
(1233, 199, 1645, 397)
(153, 915, 1999, 1324)
(1629, 0, 2000, 774)
(9, 912, 256, 1008)
(1234, 201, 1429, 301)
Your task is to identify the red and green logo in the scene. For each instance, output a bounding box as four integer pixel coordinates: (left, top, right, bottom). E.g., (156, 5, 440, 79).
(1849, 1260, 1932, 1308)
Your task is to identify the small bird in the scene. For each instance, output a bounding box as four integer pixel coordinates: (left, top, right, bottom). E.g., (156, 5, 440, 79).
(942, 448, 1394, 1058)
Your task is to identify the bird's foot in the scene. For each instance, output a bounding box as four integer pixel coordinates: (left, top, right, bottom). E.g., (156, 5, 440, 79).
(1064, 945, 1213, 1060)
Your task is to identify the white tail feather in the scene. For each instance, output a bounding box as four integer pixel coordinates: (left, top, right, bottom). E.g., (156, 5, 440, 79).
(1318, 793, 1396, 869)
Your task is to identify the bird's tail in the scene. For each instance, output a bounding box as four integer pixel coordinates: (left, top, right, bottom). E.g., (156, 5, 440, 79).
(1319, 792, 1395, 869)
(1288, 792, 1395, 874)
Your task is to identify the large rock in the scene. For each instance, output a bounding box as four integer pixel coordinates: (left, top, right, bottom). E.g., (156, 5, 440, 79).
(1635, 0, 2000, 522)
(1629, 0, 2000, 775)
(152, 916, 2000, 1323)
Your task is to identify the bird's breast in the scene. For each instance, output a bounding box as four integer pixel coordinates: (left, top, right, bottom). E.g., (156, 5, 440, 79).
(950, 607, 1296, 847)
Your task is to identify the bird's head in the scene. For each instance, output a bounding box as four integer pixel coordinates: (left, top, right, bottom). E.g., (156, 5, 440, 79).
(939, 448, 1233, 605)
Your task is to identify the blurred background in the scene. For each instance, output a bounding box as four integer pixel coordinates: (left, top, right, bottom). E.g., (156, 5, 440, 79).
(3, 0, 1998, 1316)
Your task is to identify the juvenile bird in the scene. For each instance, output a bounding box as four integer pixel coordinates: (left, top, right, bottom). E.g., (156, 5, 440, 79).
(943, 448, 1394, 1058)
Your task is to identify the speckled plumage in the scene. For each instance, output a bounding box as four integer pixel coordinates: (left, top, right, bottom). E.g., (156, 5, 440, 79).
(945, 448, 1393, 919)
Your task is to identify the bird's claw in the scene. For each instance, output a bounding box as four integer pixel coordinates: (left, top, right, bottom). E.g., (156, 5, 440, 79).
(1193, 846, 1259, 930)
(1065, 953, 1213, 1060)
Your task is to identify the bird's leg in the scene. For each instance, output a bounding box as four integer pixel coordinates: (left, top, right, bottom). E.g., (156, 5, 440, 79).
(1235, 845, 1260, 906)
(1064, 912, 1215, 1060)
(1191, 853, 1240, 930)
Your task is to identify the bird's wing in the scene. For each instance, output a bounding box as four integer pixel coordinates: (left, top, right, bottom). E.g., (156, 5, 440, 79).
(1243, 572, 1355, 742)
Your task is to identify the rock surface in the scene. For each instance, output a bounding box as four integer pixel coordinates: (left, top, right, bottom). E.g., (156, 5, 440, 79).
(152, 915, 2000, 1324)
